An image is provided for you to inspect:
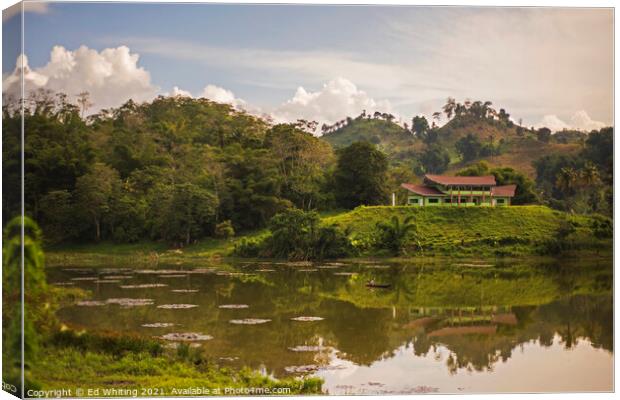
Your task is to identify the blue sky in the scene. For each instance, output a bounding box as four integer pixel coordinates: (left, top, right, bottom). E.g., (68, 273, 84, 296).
(2, 3, 614, 131)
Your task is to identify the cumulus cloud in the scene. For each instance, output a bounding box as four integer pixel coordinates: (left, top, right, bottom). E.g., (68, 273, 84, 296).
(536, 110, 606, 132)
(200, 84, 246, 109)
(3, 45, 158, 112)
(169, 86, 192, 97)
(165, 84, 249, 112)
(272, 77, 392, 129)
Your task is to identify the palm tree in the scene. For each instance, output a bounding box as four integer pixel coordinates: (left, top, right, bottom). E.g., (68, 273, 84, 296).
(442, 97, 456, 120)
(376, 215, 418, 255)
(555, 167, 579, 193)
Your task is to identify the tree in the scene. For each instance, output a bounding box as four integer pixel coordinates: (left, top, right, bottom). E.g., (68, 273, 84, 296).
(265, 123, 334, 210)
(420, 144, 450, 174)
(76, 91, 93, 118)
(376, 215, 418, 255)
(537, 127, 552, 143)
(442, 97, 456, 120)
(334, 142, 389, 208)
(411, 116, 430, 138)
(455, 134, 482, 162)
(74, 163, 120, 241)
(150, 183, 218, 245)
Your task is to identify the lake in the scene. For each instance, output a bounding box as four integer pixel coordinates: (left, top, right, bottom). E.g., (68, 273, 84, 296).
(49, 257, 613, 394)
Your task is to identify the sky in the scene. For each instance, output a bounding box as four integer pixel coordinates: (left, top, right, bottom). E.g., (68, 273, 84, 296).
(2, 3, 614, 132)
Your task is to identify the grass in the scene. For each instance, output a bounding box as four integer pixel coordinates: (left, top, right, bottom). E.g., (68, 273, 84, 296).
(31, 331, 322, 396)
(46, 206, 611, 264)
(323, 205, 611, 257)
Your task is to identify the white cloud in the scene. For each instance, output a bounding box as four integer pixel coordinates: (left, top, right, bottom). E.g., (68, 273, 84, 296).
(272, 77, 393, 129)
(536, 110, 606, 132)
(569, 110, 606, 131)
(2, 45, 158, 112)
(169, 86, 192, 97)
(200, 84, 246, 109)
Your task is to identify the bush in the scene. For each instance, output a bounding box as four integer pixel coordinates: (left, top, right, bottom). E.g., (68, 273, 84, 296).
(249, 209, 354, 260)
(233, 237, 263, 257)
(214, 220, 235, 238)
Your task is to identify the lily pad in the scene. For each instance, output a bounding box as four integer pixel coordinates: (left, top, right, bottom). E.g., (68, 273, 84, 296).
(142, 322, 175, 328)
(363, 265, 391, 269)
(106, 298, 154, 307)
(77, 300, 106, 307)
(157, 304, 198, 309)
(93, 279, 121, 283)
(171, 289, 199, 293)
(219, 356, 239, 361)
(120, 283, 168, 289)
(291, 316, 324, 322)
(229, 318, 271, 325)
(317, 265, 339, 269)
(104, 275, 133, 279)
(71, 277, 98, 281)
(52, 282, 75, 286)
(333, 272, 356, 276)
(288, 345, 326, 352)
(284, 365, 319, 374)
(219, 304, 249, 309)
(158, 274, 187, 278)
(159, 332, 213, 341)
(256, 269, 275, 272)
(187, 268, 216, 274)
(298, 269, 318, 272)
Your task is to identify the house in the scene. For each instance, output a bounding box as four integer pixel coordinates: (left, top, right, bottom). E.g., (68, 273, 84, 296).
(401, 174, 516, 206)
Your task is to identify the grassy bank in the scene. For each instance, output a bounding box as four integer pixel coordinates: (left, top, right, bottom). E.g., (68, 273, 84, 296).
(29, 330, 322, 396)
(323, 205, 611, 257)
(46, 206, 611, 264)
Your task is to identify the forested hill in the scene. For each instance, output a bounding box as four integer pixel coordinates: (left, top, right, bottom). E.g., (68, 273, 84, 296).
(319, 104, 586, 178)
(321, 115, 421, 163)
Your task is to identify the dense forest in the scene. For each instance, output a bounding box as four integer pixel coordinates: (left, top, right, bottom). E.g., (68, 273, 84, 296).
(2, 91, 613, 246)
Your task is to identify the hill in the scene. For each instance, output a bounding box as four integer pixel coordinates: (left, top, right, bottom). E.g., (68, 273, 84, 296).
(323, 205, 611, 257)
(320, 113, 583, 178)
(321, 117, 423, 162)
(435, 115, 583, 177)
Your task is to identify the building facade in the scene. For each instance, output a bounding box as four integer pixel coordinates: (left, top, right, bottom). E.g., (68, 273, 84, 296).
(401, 174, 516, 206)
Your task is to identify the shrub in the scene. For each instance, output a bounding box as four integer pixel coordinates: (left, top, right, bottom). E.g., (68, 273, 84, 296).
(214, 220, 235, 238)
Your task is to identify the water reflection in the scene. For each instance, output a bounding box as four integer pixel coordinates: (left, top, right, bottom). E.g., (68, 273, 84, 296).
(50, 258, 613, 393)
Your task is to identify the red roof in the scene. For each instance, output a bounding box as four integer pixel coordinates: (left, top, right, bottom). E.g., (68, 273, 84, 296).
(491, 184, 517, 197)
(425, 174, 496, 186)
(400, 183, 446, 196)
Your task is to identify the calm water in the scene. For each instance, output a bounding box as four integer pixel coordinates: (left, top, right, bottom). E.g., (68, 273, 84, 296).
(49, 258, 613, 394)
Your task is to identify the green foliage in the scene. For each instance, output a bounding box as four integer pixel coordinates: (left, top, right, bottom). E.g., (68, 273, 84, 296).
(324, 206, 610, 257)
(533, 128, 612, 215)
(148, 183, 218, 245)
(375, 215, 419, 255)
(537, 127, 552, 143)
(419, 144, 451, 174)
(334, 142, 389, 208)
(455, 133, 483, 162)
(3, 216, 52, 392)
(261, 209, 353, 260)
(214, 220, 235, 238)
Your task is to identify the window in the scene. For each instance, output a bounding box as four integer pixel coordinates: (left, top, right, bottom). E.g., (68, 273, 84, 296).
(444, 198, 452, 203)
(497, 199, 505, 204)
(428, 198, 439, 204)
